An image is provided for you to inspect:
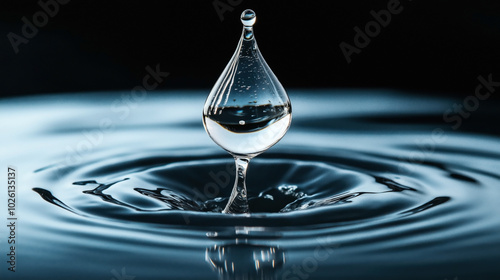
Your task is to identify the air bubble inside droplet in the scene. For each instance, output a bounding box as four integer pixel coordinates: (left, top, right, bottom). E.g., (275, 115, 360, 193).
(239, 120, 245, 125)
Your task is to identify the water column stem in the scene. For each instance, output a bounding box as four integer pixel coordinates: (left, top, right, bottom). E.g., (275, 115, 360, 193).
(223, 157, 250, 214)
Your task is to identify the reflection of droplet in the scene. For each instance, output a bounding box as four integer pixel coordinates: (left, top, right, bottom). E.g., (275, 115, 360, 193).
(205, 242, 285, 279)
(239, 120, 245, 125)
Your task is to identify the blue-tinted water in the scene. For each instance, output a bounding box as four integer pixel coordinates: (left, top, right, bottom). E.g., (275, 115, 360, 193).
(1, 90, 499, 279)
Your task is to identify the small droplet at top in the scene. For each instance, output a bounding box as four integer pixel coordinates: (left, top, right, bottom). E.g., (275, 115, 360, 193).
(241, 9, 256, 27)
(241, 9, 256, 40)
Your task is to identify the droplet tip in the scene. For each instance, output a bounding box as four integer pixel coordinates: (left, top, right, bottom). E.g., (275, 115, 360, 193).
(241, 9, 256, 27)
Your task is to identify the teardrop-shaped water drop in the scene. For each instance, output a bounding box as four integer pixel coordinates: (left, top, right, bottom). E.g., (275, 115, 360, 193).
(203, 9, 292, 158)
(202, 9, 291, 214)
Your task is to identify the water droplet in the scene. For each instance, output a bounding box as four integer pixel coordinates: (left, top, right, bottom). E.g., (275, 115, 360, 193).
(241, 9, 256, 27)
(202, 9, 292, 214)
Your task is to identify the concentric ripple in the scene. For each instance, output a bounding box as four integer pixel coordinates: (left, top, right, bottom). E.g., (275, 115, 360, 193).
(32, 147, 482, 229)
(5, 91, 500, 279)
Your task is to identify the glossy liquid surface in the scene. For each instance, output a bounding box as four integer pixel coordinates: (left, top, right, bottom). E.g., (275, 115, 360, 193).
(3, 90, 500, 280)
(204, 104, 291, 157)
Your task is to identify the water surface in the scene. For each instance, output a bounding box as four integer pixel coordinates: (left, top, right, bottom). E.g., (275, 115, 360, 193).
(1, 90, 499, 280)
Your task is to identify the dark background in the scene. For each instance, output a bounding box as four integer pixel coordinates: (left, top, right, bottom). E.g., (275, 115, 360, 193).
(1, 0, 499, 98)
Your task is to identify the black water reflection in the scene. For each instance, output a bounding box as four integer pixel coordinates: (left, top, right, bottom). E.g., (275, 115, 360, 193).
(205, 227, 285, 280)
(206, 243, 285, 280)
